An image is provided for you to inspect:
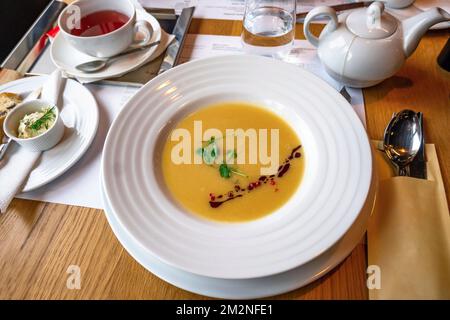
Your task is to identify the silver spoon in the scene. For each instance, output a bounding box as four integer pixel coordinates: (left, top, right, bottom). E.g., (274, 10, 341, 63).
(383, 109, 422, 176)
(75, 41, 161, 73)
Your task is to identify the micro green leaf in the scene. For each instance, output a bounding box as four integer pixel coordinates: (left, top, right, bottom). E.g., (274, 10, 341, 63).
(219, 164, 231, 178)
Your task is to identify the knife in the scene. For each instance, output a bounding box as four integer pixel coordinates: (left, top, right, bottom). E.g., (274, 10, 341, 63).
(158, 7, 195, 75)
(409, 112, 427, 179)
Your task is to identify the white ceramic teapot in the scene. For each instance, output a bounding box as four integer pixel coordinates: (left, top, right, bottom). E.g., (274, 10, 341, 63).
(303, 2, 450, 87)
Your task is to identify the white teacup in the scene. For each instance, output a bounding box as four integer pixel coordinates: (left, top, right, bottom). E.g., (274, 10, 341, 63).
(58, 0, 153, 58)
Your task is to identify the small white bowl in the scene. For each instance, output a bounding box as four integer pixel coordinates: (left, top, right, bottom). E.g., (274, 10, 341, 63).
(3, 99, 64, 152)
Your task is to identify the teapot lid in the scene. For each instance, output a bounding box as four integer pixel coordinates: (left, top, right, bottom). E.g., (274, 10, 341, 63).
(346, 2, 397, 39)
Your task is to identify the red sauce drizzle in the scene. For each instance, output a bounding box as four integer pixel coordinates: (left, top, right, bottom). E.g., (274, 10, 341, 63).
(208, 145, 302, 208)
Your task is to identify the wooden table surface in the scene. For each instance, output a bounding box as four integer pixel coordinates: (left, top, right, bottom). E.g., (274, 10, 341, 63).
(0, 15, 449, 299)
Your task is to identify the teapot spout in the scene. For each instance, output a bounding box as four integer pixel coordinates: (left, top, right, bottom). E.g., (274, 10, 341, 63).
(402, 7, 450, 57)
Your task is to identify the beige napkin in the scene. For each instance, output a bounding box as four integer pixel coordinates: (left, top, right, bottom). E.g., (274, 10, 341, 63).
(0, 70, 63, 213)
(368, 141, 450, 299)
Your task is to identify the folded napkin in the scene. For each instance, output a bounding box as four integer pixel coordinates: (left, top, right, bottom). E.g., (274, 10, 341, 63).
(0, 145, 41, 213)
(0, 70, 63, 213)
(368, 141, 450, 299)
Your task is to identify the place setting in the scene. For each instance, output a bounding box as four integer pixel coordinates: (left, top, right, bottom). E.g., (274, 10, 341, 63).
(0, 0, 449, 301)
(99, 0, 448, 298)
(0, 69, 99, 212)
(0, 0, 178, 208)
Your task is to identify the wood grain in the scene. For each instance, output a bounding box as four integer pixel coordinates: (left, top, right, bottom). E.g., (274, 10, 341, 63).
(0, 17, 448, 300)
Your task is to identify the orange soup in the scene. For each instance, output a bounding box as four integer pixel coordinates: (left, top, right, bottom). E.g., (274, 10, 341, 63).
(162, 102, 304, 222)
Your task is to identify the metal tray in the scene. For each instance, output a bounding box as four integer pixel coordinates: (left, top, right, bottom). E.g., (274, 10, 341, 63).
(1, 0, 194, 87)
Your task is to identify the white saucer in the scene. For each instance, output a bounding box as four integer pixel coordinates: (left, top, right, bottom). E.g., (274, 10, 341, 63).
(386, 0, 450, 30)
(101, 173, 375, 299)
(0, 76, 99, 192)
(51, 10, 162, 80)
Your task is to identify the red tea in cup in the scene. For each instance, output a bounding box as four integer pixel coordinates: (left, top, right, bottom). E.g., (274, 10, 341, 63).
(70, 10, 129, 37)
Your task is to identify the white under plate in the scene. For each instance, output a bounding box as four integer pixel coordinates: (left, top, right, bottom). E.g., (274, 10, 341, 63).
(101, 173, 375, 299)
(50, 10, 162, 80)
(101, 55, 373, 279)
(0, 76, 99, 192)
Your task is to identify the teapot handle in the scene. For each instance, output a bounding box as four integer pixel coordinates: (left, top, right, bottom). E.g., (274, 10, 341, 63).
(303, 6, 338, 48)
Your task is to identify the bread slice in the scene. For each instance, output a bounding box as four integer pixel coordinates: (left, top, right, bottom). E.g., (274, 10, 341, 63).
(0, 92, 22, 141)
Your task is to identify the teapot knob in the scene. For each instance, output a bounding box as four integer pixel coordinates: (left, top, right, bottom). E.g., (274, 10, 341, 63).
(367, 2, 385, 29)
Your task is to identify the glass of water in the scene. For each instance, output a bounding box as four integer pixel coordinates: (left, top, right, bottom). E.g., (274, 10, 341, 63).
(241, 0, 296, 59)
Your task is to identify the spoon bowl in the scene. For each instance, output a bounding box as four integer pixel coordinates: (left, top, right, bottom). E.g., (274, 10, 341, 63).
(76, 60, 109, 73)
(383, 109, 422, 176)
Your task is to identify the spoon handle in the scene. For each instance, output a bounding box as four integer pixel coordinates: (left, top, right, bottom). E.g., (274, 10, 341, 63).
(109, 41, 161, 61)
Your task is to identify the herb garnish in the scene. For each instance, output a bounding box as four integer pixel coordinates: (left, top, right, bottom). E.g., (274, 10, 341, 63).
(219, 163, 231, 178)
(196, 137, 247, 179)
(199, 136, 218, 165)
(218, 163, 248, 179)
(29, 107, 55, 131)
(226, 149, 238, 161)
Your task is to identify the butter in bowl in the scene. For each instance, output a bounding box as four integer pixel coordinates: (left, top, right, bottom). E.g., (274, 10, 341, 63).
(3, 99, 64, 152)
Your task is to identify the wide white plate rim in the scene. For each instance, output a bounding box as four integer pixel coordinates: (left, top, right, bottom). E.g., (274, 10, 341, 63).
(102, 55, 372, 278)
(101, 171, 375, 299)
(101, 55, 372, 279)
